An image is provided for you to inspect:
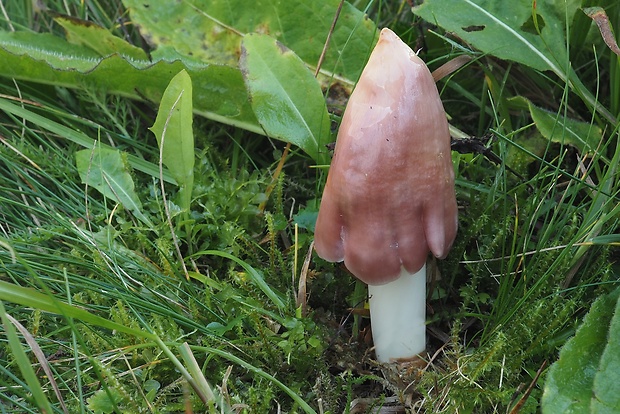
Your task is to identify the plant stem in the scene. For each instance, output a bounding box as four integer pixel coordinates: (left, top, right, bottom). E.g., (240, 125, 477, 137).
(368, 264, 426, 362)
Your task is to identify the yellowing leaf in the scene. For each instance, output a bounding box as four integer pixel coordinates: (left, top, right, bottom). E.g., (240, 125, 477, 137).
(122, 0, 377, 82)
(55, 15, 148, 59)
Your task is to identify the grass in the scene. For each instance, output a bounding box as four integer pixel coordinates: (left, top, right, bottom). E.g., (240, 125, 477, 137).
(1, 0, 619, 413)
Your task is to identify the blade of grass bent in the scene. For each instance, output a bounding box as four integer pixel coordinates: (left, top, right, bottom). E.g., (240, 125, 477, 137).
(5, 313, 69, 414)
(194, 345, 317, 414)
(178, 342, 232, 413)
(0, 301, 54, 414)
(193, 250, 286, 310)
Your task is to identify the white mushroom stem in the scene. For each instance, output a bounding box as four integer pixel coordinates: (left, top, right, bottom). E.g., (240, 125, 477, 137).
(368, 264, 426, 363)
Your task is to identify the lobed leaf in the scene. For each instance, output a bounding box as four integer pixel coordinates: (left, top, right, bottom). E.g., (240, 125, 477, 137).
(122, 0, 377, 82)
(0, 31, 261, 134)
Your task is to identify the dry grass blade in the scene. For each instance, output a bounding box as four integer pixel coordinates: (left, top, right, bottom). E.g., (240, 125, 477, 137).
(431, 55, 472, 82)
(314, 0, 346, 77)
(5, 314, 69, 414)
(296, 241, 314, 316)
(508, 360, 547, 414)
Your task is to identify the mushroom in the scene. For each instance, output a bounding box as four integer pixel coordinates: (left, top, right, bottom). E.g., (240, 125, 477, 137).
(314, 28, 458, 362)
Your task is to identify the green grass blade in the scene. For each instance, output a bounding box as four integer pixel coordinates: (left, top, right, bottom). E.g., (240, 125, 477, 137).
(195, 345, 317, 414)
(0, 97, 176, 184)
(0, 278, 154, 340)
(193, 250, 286, 310)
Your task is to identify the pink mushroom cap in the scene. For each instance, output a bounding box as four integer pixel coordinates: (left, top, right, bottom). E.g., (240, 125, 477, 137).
(314, 28, 458, 285)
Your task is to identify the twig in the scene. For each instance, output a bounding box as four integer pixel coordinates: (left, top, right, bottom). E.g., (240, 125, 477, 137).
(314, 0, 345, 77)
(508, 360, 547, 414)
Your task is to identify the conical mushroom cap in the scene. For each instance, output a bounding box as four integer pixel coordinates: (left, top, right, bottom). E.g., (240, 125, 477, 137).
(314, 28, 458, 285)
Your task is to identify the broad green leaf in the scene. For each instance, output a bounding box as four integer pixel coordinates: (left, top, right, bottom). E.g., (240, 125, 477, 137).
(0, 3, 378, 161)
(542, 287, 620, 413)
(414, 0, 572, 73)
(75, 146, 153, 226)
(0, 2, 379, 160)
(510, 96, 604, 154)
(592, 293, 620, 412)
(55, 14, 148, 59)
(149, 70, 195, 211)
(241, 34, 331, 164)
(0, 31, 261, 134)
(293, 208, 319, 232)
(413, 0, 615, 123)
(122, 0, 377, 83)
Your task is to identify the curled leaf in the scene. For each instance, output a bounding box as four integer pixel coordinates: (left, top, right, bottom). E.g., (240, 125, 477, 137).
(584, 7, 620, 56)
